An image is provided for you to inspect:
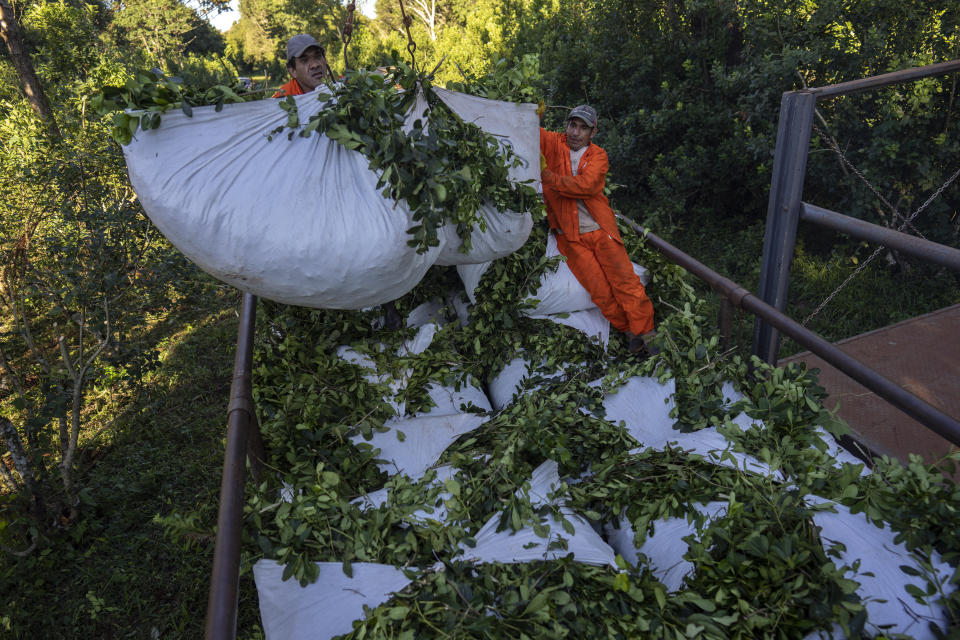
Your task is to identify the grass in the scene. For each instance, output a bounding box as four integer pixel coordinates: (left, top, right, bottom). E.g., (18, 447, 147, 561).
(0, 271, 262, 639)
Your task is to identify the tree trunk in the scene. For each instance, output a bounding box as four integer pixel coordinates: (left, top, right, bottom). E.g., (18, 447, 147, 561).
(0, 0, 60, 137)
(0, 416, 45, 522)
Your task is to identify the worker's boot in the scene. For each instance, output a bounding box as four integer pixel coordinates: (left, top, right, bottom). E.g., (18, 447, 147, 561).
(382, 301, 403, 331)
(627, 330, 660, 356)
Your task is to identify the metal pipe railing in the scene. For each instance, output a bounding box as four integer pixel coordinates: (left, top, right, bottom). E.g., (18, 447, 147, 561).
(205, 292, 259, 640)
(800, 203, 960, 272)
(752, 58, 960, 363)
(808, 59, 960, 100)
(617, 215, 960, 447)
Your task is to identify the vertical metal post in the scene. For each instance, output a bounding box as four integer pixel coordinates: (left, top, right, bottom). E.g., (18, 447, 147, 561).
(205, 292, 258, 640)
(752, 91, 816, 364)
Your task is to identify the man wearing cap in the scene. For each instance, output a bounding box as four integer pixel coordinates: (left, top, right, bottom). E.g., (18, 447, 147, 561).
(273, 34, 330, 97)
(540, 105, 657, 354)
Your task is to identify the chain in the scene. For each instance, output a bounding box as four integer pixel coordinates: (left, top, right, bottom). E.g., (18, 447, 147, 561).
(801, 162, 960, 327)
(812, 122, 925, 238)
(341, 2, 356, 71)
(396, 0, 417, 69)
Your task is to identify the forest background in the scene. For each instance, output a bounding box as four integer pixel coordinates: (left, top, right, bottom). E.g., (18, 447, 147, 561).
(0, 0, 958, 637)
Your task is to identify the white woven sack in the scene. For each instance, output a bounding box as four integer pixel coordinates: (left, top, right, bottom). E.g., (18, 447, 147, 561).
(811, 501, 952, 639)
(432, 88, 538, 265)
(253, 559, 411, 640)
(122, 87, 539, 308)
(458, 461, 617, 568)
(458, 233, 649, 314)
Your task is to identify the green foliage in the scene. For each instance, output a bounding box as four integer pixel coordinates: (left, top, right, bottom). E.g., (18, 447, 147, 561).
(108, 0, 225, 67)
(445, 53, 543, 103)
(3, 0, 960, 637)
(91, 67, 263, 144)
(244, 219, 960, 636)
(273, 61, 541, 254)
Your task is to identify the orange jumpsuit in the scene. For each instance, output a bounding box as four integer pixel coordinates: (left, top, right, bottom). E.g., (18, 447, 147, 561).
(540, 128, 654, 335)
(273, 78, 305, 98)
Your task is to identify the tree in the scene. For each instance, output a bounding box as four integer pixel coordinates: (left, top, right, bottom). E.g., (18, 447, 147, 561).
(0, 0, 219, 550)
(0, 0, 59, 135)
(109, 0, 224, 67)
(375, 0, 450, 42)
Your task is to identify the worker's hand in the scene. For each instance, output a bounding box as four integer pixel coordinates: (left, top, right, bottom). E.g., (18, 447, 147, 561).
(536, 100, 546, 119)
(540, 152, 547, 171)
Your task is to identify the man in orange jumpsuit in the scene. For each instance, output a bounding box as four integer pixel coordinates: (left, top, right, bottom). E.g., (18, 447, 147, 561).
(273, 34, 330, 98)
(540, 105, 657, 354)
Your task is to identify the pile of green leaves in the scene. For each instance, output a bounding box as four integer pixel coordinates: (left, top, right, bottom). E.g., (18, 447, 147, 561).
(274, 60, 541, 254)
(244, 215, 959, 637)
(91, 68, 263, 144)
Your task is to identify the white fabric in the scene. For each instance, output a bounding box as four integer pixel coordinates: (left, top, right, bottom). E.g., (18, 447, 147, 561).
(351, 380, 491, 480)
(123, 88, 539, 308)
(811, 502, 951, 639)
(600, 376, 772, 475)
(253, 560, 411, 640)
(458, 461, 617, 568)
(487, 357, 533, 411)
(487, 357, 569, 411)
(406, 299, 445, 329)
(528, 307, 610, 345)
(605, 502, 728, 591)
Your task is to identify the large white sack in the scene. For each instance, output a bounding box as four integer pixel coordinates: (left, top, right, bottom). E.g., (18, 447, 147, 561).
(123, 90, 438, 308)
(431, 88, 539, 265)
(123, 87, 539, 308)
(811, 501, 952, 639)
(457, 233, 649, 312)
(350, 379, 491, 480)
(604, 502, 728, 591)
(458, 461, 617, 568)
(253, 559, 411, 640)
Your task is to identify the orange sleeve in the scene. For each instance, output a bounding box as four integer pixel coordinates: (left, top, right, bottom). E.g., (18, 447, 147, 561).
(273, 78, 304, 98)
(541, 148, 609, 199)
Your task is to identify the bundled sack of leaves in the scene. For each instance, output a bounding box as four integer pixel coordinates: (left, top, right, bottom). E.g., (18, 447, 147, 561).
(240, 232, 960, 638)
(93, 64, 541, 308)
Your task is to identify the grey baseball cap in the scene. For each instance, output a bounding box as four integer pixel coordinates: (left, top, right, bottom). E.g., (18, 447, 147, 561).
(567, 104, 597, 128)
(286, 34, 324, 60)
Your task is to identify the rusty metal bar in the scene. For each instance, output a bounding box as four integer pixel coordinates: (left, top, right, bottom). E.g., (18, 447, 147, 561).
(616, 215, 960, 447)
(809, 59, 960, 100)
(801, 203, 960, 272)
(205, 292, 259, 640)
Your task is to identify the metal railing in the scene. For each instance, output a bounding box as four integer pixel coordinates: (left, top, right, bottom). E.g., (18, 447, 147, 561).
(753, 59, 960, 362)
(205, 292, 262, 640)
(202, 60, 960, 638)
(751, 58, 960, 443)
